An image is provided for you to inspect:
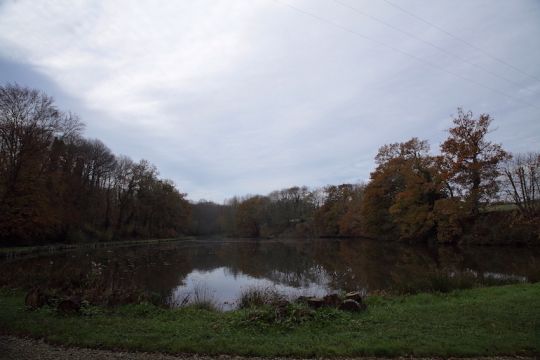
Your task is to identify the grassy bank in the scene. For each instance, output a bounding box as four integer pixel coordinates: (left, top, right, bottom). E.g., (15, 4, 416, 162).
(0, 237, 196, 258)
(1, 284, 539, 357)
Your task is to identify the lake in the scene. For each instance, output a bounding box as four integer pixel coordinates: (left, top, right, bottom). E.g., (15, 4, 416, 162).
(1, 238, 539, 310)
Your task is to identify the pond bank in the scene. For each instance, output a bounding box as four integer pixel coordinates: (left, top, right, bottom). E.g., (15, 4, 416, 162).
(1, 284, 538, 357)
(0, 237, 195, 258)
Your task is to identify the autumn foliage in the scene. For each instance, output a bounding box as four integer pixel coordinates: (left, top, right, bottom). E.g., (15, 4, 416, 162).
(439, 109, 510, 215)
(0, 84, 190, 245)
(361, 110, 512, 243)
(1, 84, 535, 245)
(196, 109, 533, 245)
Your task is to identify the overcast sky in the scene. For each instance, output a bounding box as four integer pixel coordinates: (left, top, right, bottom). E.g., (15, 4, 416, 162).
(0, 0, 538, 202)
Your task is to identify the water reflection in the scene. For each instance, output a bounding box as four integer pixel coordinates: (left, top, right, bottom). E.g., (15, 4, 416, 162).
(171, 266, 330, 310)
(1, 238, 539, 309)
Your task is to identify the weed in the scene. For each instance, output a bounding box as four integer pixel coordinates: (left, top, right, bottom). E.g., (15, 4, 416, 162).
(237, 286, 286, 309)
(186, 283, 219, 311)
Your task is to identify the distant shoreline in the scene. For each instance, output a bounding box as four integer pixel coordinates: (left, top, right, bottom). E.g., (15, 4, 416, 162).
(0, 237, 196, 258)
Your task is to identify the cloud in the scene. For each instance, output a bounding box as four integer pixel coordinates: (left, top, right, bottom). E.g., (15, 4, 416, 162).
(1, 0, 539, 202)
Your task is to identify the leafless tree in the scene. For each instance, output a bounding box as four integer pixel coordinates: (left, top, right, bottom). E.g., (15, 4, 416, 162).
(0, 84, 83, 202)
(502, 152, 540, 219)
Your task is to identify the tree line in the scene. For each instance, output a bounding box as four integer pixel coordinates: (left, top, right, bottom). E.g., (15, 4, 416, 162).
(191, 109, 539, 245)
(2, 84, 537, 246)
(0, 84, 190, 246)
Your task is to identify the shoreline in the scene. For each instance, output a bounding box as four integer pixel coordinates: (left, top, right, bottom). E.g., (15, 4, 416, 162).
(1, 284, 538, 358)
(2, 235, 538, 259)
(0, 237, 197, 258)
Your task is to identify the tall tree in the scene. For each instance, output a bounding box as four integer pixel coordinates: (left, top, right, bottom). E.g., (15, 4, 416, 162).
(0, 84, 83, 243)
(314, 184, 363, 237)
(439, 109, 509, 216)
(362, 138, 443, 241)
(0, 85, 192, 245)
(266, 186, 317, 236)
(235, 196, 269, 237)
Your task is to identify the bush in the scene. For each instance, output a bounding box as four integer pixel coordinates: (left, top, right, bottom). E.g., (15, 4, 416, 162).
(236, 302, 321, 328)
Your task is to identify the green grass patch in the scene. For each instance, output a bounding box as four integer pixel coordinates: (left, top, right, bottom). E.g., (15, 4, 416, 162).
(1, 284, 539, 357)
(483, 203, 519, 212)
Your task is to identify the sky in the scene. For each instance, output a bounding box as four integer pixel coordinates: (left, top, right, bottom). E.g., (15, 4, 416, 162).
(0, 0, 539, 203)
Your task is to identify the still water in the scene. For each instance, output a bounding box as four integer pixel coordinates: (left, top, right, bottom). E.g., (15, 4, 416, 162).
(1, 238, 539, 310)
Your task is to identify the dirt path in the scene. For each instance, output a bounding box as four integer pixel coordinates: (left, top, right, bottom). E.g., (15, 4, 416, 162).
(0, 335, 535, 360)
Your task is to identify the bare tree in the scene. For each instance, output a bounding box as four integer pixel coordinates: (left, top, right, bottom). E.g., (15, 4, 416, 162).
(0, 84, 83, 201)
(503, 152, 540, 220)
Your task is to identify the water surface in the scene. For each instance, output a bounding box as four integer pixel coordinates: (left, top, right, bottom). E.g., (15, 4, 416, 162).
(1, 238, 539, 310)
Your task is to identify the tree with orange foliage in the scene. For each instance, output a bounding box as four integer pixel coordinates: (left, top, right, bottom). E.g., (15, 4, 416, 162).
(439, 109, 509, 216)
(362, 138, 444, 241)
(0, 85, 192, 245)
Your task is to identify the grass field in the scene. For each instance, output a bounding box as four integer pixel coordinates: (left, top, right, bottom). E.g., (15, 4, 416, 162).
(1, 283, 539, 357)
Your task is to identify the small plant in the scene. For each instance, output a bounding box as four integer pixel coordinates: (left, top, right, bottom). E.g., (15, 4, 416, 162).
(84, 261, 104, 288)
(80, 300, 104, 316)
(237, 286, 285, 309)
(236, 301, 332, 329)
(188, 283, 219, 311)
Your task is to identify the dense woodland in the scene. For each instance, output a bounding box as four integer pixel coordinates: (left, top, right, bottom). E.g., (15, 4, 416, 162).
(191, 110, 539, 245)
(0, 84, 190, 245)
(1, 84, 538, 246)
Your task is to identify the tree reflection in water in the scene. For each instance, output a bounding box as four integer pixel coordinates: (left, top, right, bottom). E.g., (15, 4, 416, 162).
(1, 238, 538, 308)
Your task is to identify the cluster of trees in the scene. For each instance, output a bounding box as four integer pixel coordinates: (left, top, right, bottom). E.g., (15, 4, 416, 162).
(0, 84, 190, 246)
(190, 184, 364, 238)
(191, 109, 538, 244)
(2, 84, 536, 246)
(361, 109, 512, 243)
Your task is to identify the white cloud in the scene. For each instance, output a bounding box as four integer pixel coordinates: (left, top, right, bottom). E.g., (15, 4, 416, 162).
(1, 0, 539, 202)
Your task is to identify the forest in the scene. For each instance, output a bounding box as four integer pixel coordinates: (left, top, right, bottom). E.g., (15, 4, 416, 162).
(190, 114, 539, 245)
(1, 84, 538, 246)
(0, 84, 190, 245)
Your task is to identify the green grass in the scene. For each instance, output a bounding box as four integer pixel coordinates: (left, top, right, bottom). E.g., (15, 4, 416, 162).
(482, 203, 519, 212)
(1, 284, 539, 357)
